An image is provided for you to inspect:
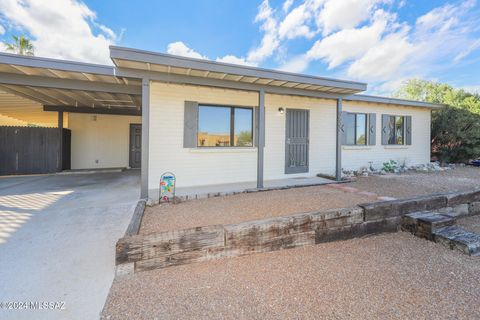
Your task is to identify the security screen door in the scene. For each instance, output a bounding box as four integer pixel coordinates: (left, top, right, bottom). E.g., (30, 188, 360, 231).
(285, 109, 309, 174)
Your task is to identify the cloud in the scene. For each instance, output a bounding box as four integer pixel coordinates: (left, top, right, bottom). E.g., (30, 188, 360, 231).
(277, 54, 310, 73)
(247, 0, 280, 64)
(347, 27, 414, 81)
(0, 0, 120, 64)
(0, 24, 4, 35)
(293, 0, 480, 92)
(283, 0, 295, 12)
(454, 39, 480, 63)
(166, 41, 208, 59)
(307, 10, 392, 69)
(316, 0, 387, 35)
(278, 3, 315, 39)
(166, 41, 257, 67)
(216, 55, 257, 66)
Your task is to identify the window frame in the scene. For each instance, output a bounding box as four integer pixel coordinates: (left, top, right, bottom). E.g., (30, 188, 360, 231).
(386, 115, 405, 145)
(197, 104, 254, 148)
(345, 112, 368, 146)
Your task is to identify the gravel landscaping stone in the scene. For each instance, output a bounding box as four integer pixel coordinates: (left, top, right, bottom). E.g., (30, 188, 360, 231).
(141, 167, 480, 234)
(102, 232, 480, 320)
(346, 166, 480, 199)
(140, 186, 369, 234)
(457, 215, 480, 234)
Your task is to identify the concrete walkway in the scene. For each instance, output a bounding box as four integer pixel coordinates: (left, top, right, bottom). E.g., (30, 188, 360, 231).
(0, 171, 140, 320)
(175, 176, 333, 200)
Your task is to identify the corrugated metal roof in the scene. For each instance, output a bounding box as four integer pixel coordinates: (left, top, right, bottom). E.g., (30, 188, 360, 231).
(110, 46, 367, 95)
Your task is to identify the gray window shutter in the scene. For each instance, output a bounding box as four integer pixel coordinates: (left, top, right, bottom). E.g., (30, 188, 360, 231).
(368, 113, 376, 145)
(183, 101, 198, 148)
(381, 114, 390, 145)
(340, 111, 348, 145)
(254, 106, 259, 147)
(405, 115, 412, 145)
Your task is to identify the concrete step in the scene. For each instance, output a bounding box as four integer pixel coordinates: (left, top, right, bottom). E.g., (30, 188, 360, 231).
(434, 226, 480, 256)
(402, 211, 456, 240)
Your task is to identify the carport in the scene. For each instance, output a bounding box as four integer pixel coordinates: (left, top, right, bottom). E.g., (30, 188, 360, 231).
(0, 52, 144, 177)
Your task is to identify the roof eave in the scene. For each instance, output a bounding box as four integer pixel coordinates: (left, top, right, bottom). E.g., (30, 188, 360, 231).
(0, 52, 115, 76)
(346, 94, 445, 109)
(110, 45, 367, 93)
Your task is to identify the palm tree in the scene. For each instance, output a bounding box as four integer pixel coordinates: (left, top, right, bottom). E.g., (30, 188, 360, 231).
(4, 35, 35, 56)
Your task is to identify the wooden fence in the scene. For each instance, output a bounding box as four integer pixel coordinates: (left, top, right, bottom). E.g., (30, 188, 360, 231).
(0, 126, 71, 175)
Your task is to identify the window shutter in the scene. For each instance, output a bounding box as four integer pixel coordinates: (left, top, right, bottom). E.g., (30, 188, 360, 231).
(381, 114, 390, 145)
(368, 113, 376, 145)
(405, 115, 412, 145)
(183, 101, 198, 148)
(254, 106, 259, 147)
(340, 111, 348, 145)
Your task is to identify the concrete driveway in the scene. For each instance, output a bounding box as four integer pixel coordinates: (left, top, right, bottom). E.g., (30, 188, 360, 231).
(0, 170, 140, 320)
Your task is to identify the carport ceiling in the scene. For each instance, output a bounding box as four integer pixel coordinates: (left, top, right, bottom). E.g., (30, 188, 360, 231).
(0, 52, 142, 110)
(0, 90, 57, 126)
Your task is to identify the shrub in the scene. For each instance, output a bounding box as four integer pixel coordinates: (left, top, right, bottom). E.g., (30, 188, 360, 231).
(382, 160, 397, 173)
(395, 79, 480, 163)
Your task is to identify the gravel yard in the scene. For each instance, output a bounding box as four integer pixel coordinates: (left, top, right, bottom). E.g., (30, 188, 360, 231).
(457, 215, 480, 234)
(140, 167, 480, 234)
(102, 232, 480, 320)
(346, 166, 480, 199)
(140, 185, 370, 234)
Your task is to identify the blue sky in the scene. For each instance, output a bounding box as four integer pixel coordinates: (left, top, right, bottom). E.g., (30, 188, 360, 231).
(0, 0, 479, 95)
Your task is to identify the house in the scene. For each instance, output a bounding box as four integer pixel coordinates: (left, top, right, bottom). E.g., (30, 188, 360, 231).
(0, 46, 441, 200)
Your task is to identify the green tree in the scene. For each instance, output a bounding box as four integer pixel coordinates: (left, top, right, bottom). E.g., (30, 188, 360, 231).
(394, 79, 480, 163)
(4, 35, 35, 56)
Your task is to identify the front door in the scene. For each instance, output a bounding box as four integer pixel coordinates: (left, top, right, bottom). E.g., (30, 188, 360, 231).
(285, 109, 309, 174)
(129, 124, 141, 168)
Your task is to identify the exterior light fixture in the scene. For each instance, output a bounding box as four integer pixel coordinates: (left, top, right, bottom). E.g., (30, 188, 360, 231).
(278, 107, 285, 114)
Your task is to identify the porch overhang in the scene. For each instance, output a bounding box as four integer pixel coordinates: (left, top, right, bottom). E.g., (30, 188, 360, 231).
(110, 46, 367, 96)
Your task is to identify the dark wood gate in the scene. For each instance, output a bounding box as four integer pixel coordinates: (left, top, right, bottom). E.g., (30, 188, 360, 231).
(0, 126, 71, 175)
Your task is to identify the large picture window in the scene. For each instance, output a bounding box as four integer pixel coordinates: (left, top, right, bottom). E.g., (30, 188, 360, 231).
(197, 105, 253, 147)
(387, 115, 405, 145)
(345, 112, 367, 145)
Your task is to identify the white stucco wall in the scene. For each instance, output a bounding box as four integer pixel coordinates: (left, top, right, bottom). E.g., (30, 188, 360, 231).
(342, 100, 432, 170)
(149, 83, 338, 195)
(68, 113, 141, 169)
(149, 83, 258, 193)
(264, 94, 337, 179)
(148, 82, 432, 195)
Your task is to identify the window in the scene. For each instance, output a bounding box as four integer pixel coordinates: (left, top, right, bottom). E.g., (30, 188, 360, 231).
(197, 105, 253, 147)
(387, 115, 405, 145)
(345, 113, 367, 145)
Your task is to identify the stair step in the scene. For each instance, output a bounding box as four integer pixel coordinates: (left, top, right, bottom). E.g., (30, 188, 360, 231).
(402, 211, 455, 240)
(434, 226, 480, 256)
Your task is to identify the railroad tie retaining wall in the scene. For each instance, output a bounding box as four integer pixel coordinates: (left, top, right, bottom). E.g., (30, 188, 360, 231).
(116, 188, 480, 275)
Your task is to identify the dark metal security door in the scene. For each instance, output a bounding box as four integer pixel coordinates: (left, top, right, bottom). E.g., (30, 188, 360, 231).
(129, 124, 141, 168)
(285, 109, 309, 174)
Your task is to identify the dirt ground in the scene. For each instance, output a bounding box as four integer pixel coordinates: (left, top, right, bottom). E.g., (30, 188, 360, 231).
(102, 232, 480, 320)
(140, 167, 480, 234)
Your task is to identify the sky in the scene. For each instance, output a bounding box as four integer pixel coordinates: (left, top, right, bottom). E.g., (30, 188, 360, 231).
(0, 0, 479, 95)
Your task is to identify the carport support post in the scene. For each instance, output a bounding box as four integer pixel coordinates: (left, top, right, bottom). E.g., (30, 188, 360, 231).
(257, 89, 265, 189)
(141, 78, 150, 199)
(58, 111, 63, 172)
(335, 98, 342, 181)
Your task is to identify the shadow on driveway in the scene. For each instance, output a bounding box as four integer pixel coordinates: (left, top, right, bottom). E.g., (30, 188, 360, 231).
(0, 170, 139, 320)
